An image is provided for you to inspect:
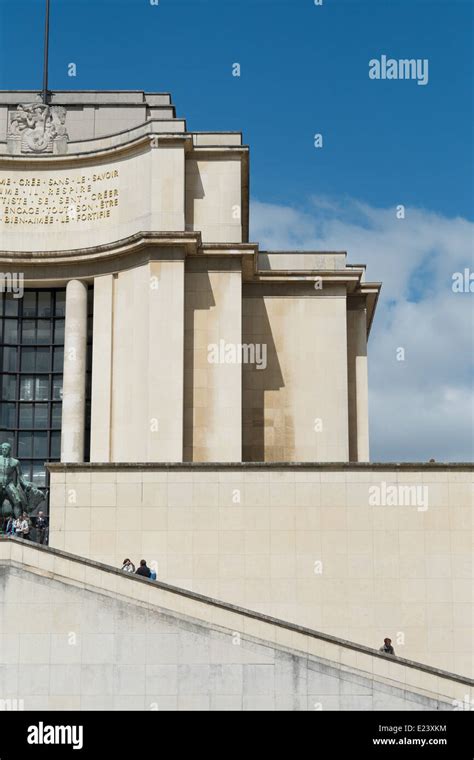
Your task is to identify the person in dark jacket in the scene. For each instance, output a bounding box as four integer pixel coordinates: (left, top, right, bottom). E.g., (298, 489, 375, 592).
(35, 511, 48, 545)
(135, 559, 151, 578)
(379, 637, 395, 655)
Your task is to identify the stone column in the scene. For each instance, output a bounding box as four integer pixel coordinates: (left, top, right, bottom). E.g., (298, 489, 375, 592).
(60, 280, 88, 462)
(347, 305, 370, 462)
(90, 275, 113, 462)
(183, 258, 242, 462)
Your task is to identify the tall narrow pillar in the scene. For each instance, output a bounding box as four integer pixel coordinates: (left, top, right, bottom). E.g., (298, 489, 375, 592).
(61, 280, 88, 462)
(347, 304, 370, 462)
(90, 275, 113, 462)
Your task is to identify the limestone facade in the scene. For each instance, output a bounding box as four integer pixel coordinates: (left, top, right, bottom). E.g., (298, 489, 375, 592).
(1, 91, 471, 698)
(1, 539, 470, 711)
(0, 91, 379, 464)
(48, 463, 473, 678)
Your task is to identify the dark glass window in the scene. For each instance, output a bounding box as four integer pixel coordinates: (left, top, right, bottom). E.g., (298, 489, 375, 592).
(0, 288, 93, 497)
(51, 403, 62, 428)
(38, 292, 51, 318)
(2, 375, 16, 400)
(3, 347, 17, 372)
(19, 404, 33, 427)
(22, 321, 35, 344)
(53, 348, 63, 372)
(54, 321, 65, 344)
(55, 292, 65, 317)
(4, 295, 19, 317)
(22, 292, 36, 317)
(37, 321, 51, 344)
(1, 403, 16, 428)
(4, 320, 18, 343)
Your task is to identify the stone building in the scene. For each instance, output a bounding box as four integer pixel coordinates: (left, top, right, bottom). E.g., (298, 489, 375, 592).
(0, 91, 472, 708)
(0, 90, 378, 467)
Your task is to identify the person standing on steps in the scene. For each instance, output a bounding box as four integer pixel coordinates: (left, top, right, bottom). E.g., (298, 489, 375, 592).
(135, 559, 151, 578)
(20, 512, 31, 540)
(5, 515, 15, 536)
(14, 516, 22, 537)
(35, 511, 48, 545)
(379, 637, 395, 655)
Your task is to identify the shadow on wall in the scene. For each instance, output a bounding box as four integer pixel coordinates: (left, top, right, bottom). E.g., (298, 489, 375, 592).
(242, 292, 286, 461)
(183, 264, 215, 461)
(185, 162, 206, 232)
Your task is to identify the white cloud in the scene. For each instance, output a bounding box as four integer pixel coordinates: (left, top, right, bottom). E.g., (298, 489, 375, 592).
(250, 198, 474, 462)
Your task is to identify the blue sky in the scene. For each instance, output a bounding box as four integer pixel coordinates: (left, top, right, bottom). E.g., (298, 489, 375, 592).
(0, 0, 472, 219)
(0, 0, 472, 460)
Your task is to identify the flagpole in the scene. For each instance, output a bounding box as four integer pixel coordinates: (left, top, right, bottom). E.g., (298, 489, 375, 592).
(42, 0, 50, 103)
